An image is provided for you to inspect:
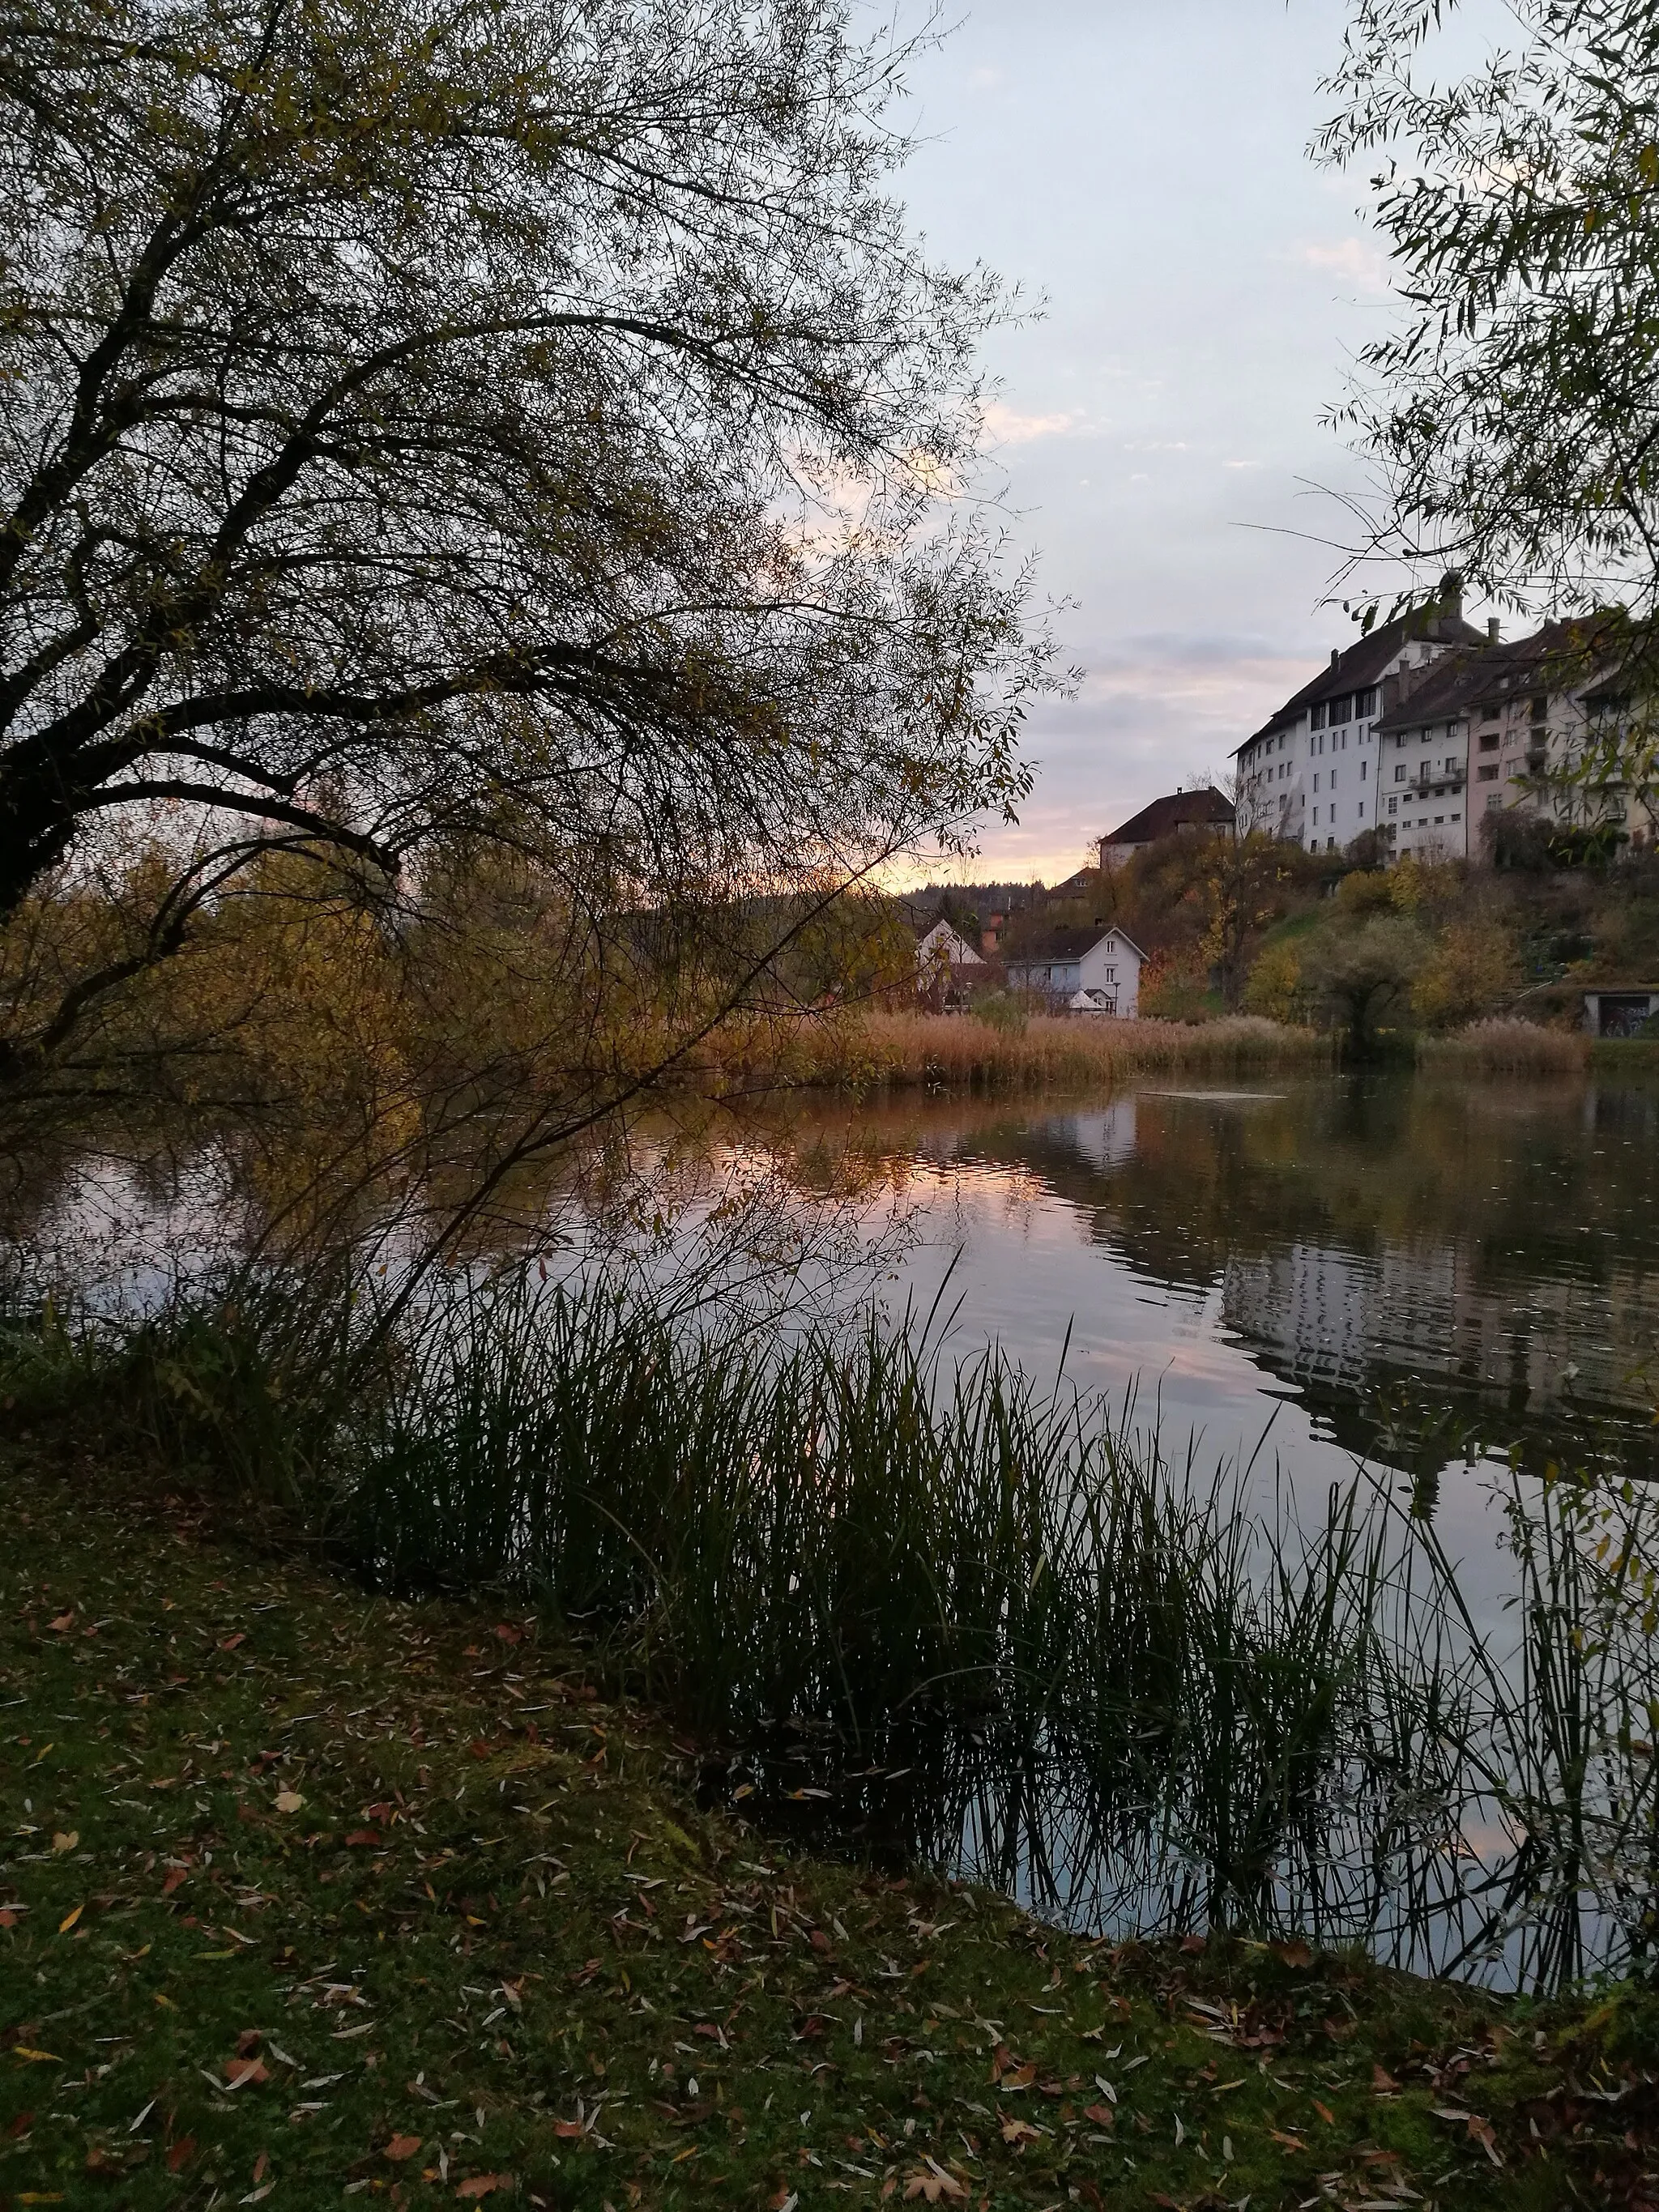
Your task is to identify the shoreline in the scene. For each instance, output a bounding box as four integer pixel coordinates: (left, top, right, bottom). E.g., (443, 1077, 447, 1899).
(2, 1443, 1657, 2209)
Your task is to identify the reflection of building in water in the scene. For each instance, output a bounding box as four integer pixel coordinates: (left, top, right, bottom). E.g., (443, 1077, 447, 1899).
(1065, 1102, 1137, 1173)
(1222, 1239, 1659, 1437)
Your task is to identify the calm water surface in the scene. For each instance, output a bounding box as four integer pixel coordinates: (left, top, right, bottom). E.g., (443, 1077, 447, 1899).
(832, 1068, 1659, 1502)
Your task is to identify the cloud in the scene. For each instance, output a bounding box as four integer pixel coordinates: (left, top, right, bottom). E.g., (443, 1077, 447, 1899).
(982, 401, 1090, 445)
(1294, 237, 1394, 298)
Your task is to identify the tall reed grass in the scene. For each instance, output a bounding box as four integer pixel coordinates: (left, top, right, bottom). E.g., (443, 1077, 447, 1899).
(5, 1268, 1657, 1991)
(770, 1010, 1331, 1093)
(1418, 1017, 1589, 1074)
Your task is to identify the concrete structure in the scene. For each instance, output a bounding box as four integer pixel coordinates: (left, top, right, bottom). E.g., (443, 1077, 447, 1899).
(1005, 927, 1145, 1016)
(1233, 581, 1486, 855)
(1583, 988, 1659, 1038)
(1098, 787, 1234, 870)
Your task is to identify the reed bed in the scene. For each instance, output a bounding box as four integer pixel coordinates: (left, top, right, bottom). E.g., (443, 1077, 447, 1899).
(6, 1268, 1657, 1991)
(776, 1009, 1331, 1093)
(1418, 1017, 1590, 1074)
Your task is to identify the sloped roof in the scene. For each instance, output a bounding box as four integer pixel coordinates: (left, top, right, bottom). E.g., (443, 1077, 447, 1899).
(1373, 617, 1628, 734)
(1237, 600, 1487, 752)
(1102, 787, 1234, 846)
(1008, 926, 1146, 963)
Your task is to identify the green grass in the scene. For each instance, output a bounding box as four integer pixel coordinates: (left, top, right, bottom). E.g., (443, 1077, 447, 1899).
(5, 1449, 1659, 2211)
(8, 1273, 1659, 2001)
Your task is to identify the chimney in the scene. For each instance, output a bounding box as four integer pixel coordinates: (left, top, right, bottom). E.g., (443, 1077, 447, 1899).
(1487, 616, 1501, 645)
(1439, 569, 1465, 620)
(981, 914, 1003, 957)
(1380, 672, 1400, 714)
(1330, 648, 1340, 667)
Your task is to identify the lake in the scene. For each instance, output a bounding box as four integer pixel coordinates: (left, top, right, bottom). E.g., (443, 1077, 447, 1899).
(800, 1066, 1659, 1506)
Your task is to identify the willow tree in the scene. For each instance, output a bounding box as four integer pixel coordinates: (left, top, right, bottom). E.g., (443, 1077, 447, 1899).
(1320, 1, 1659, 816)
(0, 0, 1047, 1093)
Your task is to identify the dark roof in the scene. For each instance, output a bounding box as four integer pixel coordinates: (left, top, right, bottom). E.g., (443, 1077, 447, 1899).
(1236, 599, 1488, 753)
(1008, 926, 1146, 963)
(1372, 618, 1628, 734)
(1102, 787, 1234, 846)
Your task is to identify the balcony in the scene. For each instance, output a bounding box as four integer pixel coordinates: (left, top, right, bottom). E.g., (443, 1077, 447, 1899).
(1407, 766, 1465, 793)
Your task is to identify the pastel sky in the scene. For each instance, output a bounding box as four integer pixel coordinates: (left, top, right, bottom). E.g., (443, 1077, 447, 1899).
(895, 0, 1502, 882)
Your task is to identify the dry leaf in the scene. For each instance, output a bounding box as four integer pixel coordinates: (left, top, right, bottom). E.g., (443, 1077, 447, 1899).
(50, 1832, 78, 1856)
(1081, 2103, 1115, 2128)
(455, 2176, 510, 2201)
(274, 1791, 303, 1815)
(1271, 1939, 1313, 1969)
(385, 2134, 422, 2161)
(552, 2120, 585, 2141)
(224, 2058, 270, 2090)
(57, 1904, 83, 1934)
(1000, 2117, 1042, 2147)
(902, 2162, 966, 2202)
(47, 1611, 73, 1632)
(166, 2136, 195, 2173)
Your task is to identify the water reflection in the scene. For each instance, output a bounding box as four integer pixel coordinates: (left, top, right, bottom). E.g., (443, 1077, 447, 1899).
(822, 1072, 1659, 1488)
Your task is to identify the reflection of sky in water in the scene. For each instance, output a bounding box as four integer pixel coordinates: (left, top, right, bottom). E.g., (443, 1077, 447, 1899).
(868, 1078, 1659, 1616)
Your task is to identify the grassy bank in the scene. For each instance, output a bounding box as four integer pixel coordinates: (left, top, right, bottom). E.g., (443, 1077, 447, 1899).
(1416, 1020, 1591, 1075)
(7, 1275, 1659, 2001)
(4, 1451, 1659, 2212)
(768, 1012, 1331, 1094)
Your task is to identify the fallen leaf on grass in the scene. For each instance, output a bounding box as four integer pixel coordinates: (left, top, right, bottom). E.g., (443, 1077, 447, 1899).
(219, 1633, 246, 1652)
(56, 1905, 82, 1934)
(224, 2058, 270, 2090)
(552, 2120, 586, 2141)
(1271, 1939, 1313, 1969)
(1081, 2104, 1115, 2128)
(47, 1611, 74, 1632)
(344, 1830, 383, 1848)
(161, 1869, 188, 1896)
(1372, 2064, 1400, 2093)
(50, 1832, 78, 1855)
(1000, 2118, 1042, 2147)
(903, 2161, 966, 2202)
(385, 2135, 423, 2161)
(274, 1792, 304, 1815)
(455, 2176, 511, 2200)
(167, 2137, 196, 2173)
(1311, 2098, 1336, 2125)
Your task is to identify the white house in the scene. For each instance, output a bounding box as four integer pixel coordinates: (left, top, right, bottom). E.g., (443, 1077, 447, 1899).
(1004, 927, 1145, 1016)
(915, 918, 986, 972)
(1233, 578, 1486, 856)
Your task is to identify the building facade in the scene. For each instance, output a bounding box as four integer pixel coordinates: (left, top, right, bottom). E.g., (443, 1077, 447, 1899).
(1005, 927, 1145, 1016)
(1233, 582, 1486, 855)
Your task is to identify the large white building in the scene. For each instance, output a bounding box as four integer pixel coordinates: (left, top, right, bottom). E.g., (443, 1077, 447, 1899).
(1238, 589, 1659, 865)
(1234, 582, 1486, 855)
(1374, 618, 1659, 861)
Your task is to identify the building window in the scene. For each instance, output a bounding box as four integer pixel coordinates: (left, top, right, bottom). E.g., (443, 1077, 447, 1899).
(1329, 695, 1352, 724)
(1354, 687, 1377, 717)
(1311, 703, 1328, 729)
(1361, 759, 1368, 780)
(1478, 763, 1498, 781)
(1486, 792, 1502, 810)
(1311, 806, 1319, 825)
(1451, 812, 1461, 822)
(1530, 694, 1548, 723)
(1394, 764, 1405, 782)
(1479, 731, 1499, 750)
(1388, 796, 1397, 815)
(1313, 773, 1320, 791)
(1332, 768, 1338, 788)
(1358, 800, 1365, 818)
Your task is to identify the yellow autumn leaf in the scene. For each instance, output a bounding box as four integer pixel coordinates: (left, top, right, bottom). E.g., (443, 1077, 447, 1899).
(274, 1790, 304, 1814)
(58, 1904, 83, 1934)
(51, 1831, 79, 1855)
